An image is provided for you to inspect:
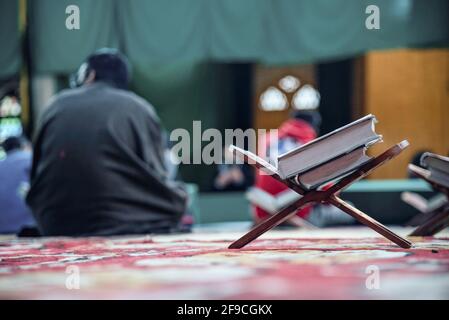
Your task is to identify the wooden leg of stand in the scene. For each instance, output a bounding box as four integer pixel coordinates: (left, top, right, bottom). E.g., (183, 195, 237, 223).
(328, 195, 412, 248)
(229, 195, 313, 249)
(409, 209, 449, 237)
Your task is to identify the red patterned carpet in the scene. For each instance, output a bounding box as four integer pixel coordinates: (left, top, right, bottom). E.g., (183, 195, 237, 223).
(1, 227, 448, 299)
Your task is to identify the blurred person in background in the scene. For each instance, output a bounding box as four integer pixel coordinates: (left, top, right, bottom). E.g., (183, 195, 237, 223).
(26, 48, 187, 236)
(253, 92, 354, 228)
(213, 145, 253, 191)
(0, 136, 36, 234)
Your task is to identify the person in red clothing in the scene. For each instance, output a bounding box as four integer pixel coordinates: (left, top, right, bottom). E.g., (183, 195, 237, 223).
(253, 110, 319, 224)
(252, 110, 354, 227)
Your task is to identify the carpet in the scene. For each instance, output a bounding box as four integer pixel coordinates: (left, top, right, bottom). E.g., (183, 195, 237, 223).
(0, 227, 448, 299)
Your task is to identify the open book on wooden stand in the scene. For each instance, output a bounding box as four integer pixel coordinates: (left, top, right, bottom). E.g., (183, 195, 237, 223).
(406, 153, 449, 236)
(245, 187, 317, 229)
(401, 192, 447, 227)
(228, 115, 413, 249)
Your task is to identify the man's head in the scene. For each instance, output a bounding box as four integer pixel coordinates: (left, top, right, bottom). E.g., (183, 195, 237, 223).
(1, 136, 29, 153)
(70, 48, 131, 89)
(291, 110, 322, 134)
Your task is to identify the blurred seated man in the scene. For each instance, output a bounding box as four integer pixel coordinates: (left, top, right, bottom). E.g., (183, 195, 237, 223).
(0, 136, 36, 234)
(253, 106, 354, 228)
(26, 48, 187, 236)
(213, 146, 253, 191)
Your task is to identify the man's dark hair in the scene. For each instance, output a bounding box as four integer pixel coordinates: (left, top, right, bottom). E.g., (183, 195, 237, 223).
(291, 110, 322, 133)
(0, 80, 20, 101)
(71, 48, 131, 89)
(1, 136, 28, 153)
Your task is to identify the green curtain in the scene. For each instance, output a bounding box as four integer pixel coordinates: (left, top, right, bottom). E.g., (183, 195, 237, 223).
(208, 0, 269, 61)
(240, 0, 449, 64)
(0, 0, 20, 79)
(25, 0, 449, 73)
(118, 0, 207, 64)
(28, 0, 118, 74)
(2, 0, 449, 76)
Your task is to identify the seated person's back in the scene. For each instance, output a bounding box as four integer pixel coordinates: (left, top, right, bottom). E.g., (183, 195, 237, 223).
(0, 137, 35, 234)
(26, 49, 187, 236)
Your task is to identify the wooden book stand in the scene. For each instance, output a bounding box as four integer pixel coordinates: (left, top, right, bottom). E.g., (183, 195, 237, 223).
(245, 187, 317, 229)
(407, 164, 449, 237)
(229, 140, 413, 249)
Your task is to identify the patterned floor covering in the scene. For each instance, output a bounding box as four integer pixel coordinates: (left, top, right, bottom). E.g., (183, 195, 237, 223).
(0, 226, 448, 299)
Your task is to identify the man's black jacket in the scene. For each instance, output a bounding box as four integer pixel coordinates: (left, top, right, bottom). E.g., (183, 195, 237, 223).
(26, 82, 187, 236)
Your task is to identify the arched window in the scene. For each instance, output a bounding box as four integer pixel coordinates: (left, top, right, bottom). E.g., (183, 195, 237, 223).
(259, 86, 288, 111)
(258, 75, 319, 112)
(292, 84, 320, 110)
